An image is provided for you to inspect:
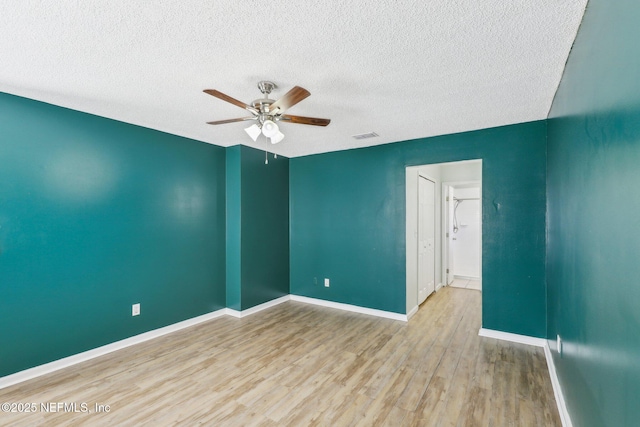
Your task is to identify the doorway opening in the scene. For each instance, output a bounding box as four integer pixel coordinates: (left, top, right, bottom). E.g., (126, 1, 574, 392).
(444, 182, 482, 291)
(405, 159, 482, 318)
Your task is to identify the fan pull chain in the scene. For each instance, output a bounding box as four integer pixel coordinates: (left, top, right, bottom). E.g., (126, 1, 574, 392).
(265, 134, 269, 164)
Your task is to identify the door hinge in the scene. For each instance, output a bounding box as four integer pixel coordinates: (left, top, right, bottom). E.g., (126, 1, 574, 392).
(446, 232, 449, 238)
(446, 268, 449, 274)
(446, 196, 449, 201)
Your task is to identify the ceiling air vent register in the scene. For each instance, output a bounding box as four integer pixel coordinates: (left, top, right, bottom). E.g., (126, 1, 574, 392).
(352, 132, 379, 140)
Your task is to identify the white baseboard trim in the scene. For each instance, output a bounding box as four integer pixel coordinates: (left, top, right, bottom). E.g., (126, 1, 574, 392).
(477, 328, 572, 427)
(290, 295, 408, 322)
(406, 305, 419, 320)
(454, 275, 480, 281)
(478, 328, 546, 347)
(0, 308, 228, 390)
(544, 343, 573, 427)
(225, 295, 290, 318)
(435, 282, 443, 292)
(1, 294, 408, 389)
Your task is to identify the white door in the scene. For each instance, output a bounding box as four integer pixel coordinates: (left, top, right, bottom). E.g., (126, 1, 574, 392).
(447, 187, 455, 285)
(418, 175, 436, 304)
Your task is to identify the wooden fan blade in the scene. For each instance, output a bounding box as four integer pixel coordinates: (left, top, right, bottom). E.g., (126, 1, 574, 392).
(203, 89, 256, 113)
(269, 86, 311, 113)
(281, 115, 331, 126)
(206, 117, 255, 125)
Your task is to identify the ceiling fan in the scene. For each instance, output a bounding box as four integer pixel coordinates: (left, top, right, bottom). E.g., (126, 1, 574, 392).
(203, 81, 330, 145)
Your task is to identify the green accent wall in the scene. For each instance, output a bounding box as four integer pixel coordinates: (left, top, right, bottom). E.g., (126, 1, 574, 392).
(226, 145, 289, 311)
(290, 121, 547, 337)
(225, 146, 242, 310)
(0, 93, 226, 377)
(546, 0, 640, 425)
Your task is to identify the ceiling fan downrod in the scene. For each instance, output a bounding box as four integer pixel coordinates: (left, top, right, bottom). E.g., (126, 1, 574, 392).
(257, 81, 276, 97)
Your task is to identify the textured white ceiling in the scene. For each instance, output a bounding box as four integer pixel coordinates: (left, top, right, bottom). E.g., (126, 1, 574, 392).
(0, 0, 587, 158)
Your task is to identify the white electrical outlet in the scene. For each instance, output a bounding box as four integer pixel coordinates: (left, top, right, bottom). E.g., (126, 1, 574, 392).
(324, 278, 330, 287)
(132, 303, 140, 316)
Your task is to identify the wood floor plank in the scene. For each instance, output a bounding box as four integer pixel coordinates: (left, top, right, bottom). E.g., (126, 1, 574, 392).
(357, 366, 415, 426)
(0, 287, 561, 426)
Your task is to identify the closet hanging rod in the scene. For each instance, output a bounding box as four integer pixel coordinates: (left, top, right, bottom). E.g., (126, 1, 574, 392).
(453, 197, 480, 201)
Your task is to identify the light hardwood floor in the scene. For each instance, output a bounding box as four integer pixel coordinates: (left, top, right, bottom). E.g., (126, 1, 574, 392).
(0, 287, 560, 426)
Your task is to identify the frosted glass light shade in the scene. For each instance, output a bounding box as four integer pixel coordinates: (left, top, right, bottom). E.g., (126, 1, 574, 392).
(270, 131, 285, 144)
(244, 124, 261, 141)
(261, 120, 279, 138)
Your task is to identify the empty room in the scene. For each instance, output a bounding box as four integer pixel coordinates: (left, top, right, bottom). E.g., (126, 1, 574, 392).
(1, 1, 638, 426)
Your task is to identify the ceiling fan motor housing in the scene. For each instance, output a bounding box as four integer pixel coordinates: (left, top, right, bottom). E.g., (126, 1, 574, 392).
(254, 81, 278, 116)
(252, 98, 276, 115)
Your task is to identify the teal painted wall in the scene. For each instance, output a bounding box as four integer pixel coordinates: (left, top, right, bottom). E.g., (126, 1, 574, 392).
(225, 146, 289, 311)
(290, 121, 547, 337)
(0, 93, 226, 377)
(225, 146, 242, 310)
(239, 147, 289, 309)
(546, 0, 640, 425)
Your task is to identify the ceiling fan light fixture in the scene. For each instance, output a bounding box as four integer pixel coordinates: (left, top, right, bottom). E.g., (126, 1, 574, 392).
(261, 120, 279, 138)
(244, 124, 261, 141)
(205, 82, 330, 154)
(270, 131, 285, 144)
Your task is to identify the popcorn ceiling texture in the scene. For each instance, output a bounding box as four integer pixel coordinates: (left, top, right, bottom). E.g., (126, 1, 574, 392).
(0, 1, 587, 157)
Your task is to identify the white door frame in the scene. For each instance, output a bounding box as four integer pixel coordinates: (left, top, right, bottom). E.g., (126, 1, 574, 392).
(406, 160, 482, 320)
(442, 184, 454, 286)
